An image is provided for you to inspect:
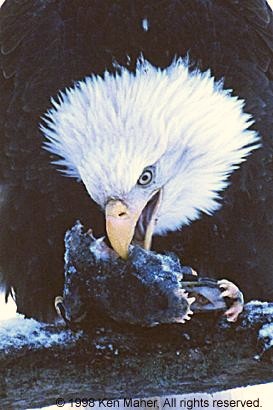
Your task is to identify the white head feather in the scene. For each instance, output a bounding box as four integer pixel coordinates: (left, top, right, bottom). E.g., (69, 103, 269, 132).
(41, 57, 260, 235)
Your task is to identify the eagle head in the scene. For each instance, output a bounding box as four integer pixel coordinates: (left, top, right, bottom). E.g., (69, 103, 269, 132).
(41, 58, 259, 259)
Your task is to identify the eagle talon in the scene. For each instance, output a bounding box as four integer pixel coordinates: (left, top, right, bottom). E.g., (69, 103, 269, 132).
(191, 269, 198, 277)
(54, 296, 67, 322)
(217, 279, 244, 322)
(177, 288, 195, 323)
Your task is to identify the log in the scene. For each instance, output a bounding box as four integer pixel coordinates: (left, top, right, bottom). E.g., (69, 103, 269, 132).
(0, 222, 272, 409)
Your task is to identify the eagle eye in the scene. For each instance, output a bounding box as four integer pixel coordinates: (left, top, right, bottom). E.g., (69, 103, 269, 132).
(137, 168, 154, 186)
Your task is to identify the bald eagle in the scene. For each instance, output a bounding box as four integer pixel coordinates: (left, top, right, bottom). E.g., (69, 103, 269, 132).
(0, 0, 273, 322)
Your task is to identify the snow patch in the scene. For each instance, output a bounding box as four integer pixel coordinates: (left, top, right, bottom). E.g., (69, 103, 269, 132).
(244, 300, 273, 322)
(0, 291, 81, 352)
(141, 18, 149, 31)
(0, 291, 17, 320)
(259, 323, 273, 350)
(0, 314, 82, 353)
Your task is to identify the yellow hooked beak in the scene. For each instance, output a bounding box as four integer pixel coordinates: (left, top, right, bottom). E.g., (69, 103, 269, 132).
(105, 200, 141, 259)
(105, 191, 162, 259)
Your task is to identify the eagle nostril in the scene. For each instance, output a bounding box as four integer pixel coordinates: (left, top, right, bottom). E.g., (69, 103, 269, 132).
(118, 211, 127, 217)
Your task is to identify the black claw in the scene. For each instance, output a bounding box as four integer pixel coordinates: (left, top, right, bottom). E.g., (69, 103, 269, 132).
(55, 300, 71, 326)
(180, 266, 198, 281)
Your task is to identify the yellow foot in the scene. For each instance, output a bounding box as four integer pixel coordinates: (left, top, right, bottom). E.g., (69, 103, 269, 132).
(218, 279, 244, 322)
